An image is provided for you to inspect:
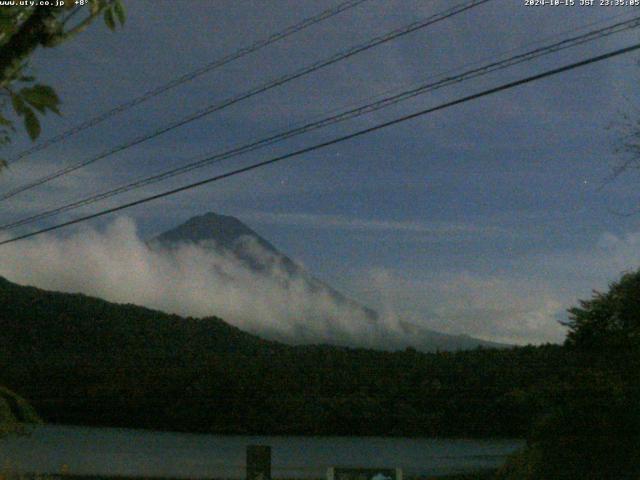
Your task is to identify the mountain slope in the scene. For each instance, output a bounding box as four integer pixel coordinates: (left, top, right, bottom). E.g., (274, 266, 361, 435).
(150, 212, 507, 351)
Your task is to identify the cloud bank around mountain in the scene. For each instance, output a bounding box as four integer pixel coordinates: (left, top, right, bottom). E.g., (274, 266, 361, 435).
(0, 217, 401, 348)
(1, 216, 639, 346)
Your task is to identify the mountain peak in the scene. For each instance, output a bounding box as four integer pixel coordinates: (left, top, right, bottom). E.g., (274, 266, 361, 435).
(188, 211, 241, 225)
(149, 212, 508, 351)
(151, 211, 278, 254)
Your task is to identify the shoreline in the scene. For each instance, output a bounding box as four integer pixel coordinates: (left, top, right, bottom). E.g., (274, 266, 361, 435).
(2, 472, 498, 480)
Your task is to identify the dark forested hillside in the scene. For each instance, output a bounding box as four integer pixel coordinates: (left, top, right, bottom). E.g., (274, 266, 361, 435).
(0, 276, 571, 437)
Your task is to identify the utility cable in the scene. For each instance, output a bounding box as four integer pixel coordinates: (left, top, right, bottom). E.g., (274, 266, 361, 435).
(1, 41, 638, 246)
(3, 15, 639, 231)
(0, 0, 491, 202)
(5, 0, 371, 164)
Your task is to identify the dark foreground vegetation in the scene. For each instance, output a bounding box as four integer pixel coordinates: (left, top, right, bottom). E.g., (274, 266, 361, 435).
(492, 270, 640, 479)
(1, 270, 639, 478)
(0, 385, 40, 436)
(0, 275, 570, 438)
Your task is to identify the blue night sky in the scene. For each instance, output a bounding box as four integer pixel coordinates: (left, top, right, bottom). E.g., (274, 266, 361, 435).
(2, 0, 640, 344)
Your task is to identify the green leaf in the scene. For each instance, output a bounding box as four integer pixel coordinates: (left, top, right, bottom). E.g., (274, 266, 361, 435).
(104, 8, 116, 31)
(22, 84, 58, 103)
(20, 84, 60, 114)
(114, 0, 125, 25)
(24, 108, 40, 140)
(11, 93, 26, 115)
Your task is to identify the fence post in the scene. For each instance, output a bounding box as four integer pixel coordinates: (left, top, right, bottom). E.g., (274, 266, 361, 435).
(247, 445, 271, 480)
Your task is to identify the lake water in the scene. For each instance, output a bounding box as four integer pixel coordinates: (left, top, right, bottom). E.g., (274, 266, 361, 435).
(0, 425, 523, 478)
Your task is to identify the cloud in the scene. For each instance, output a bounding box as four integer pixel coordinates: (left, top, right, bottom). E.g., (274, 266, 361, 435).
(2, 216, 639, 348)
(239, 211, 511, 238)
(0, 214, 560, 346)
(349, 268, 567, 345)
(347, 229, 640, 345)
(0, 217, 404, 349)
(0, 149, 141, 225)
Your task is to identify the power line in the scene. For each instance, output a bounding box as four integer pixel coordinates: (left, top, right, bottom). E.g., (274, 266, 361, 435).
(0, 0, 491, 202)
(1, 42, 638, 247)
(5, 0, 371, 164)
(3, 15, 639, 231)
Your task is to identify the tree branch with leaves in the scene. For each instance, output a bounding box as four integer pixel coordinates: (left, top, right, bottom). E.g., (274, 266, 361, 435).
(0, 0, 125, 169)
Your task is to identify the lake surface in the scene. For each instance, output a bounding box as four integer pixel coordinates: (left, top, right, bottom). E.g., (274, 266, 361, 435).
(0, 425, 523, 478)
